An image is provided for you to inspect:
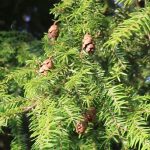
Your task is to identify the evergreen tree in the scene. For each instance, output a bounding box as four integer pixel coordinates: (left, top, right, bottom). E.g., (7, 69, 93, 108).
(0, 0, 150, 149)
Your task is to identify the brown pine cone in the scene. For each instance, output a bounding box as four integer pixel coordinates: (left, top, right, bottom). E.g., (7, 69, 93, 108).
(48, 23, 59, 40)
(85, 43, 95, 53)
(39, 58, 53, 75)
(41, 65, 50, 71)
(75, 121, 88, 134)
(82, 33, 93, 49)
(84, 107, 96, 122)
(82, 33, 95, 54)
(39, 65, 46, 73)
(42, 58, 53, 69)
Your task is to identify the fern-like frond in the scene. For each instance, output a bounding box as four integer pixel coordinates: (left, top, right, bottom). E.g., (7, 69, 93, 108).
(10, 117, 28, 150)
(127, 115, 150, 150)
(29, 101, 70, 149)
(0, 92, 36, 123)
(103, 7, 150, 49)
(58, 96, 82, 126)
(6, 68, 35, 87)
(64, 67, 91, 91)
(105, 84, 129, 114)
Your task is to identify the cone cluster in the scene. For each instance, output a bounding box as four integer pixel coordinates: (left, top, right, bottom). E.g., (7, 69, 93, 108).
(76, 107, 96, 134)
(39, 58, 53, 75)
(39, 22, 96, 132)
(42, 23, 95, 75)
(82, 33, 95, 53)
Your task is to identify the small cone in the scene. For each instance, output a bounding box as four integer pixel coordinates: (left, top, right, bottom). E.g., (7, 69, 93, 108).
(48, 23, 59, 40)
(82, 33, 95, 54)
(85, 43, 95, 53)
(42, 58, 53, 69)
(39, 58, 53, 75)
(39, 66, 45, 73)
(84, 107, 96, 122)
(75, 121, 88, 134)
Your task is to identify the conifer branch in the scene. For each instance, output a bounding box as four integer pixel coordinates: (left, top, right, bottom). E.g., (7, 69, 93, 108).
(103, 7, 150, 49)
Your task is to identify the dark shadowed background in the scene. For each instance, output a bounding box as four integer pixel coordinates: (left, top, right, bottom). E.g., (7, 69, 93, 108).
(0, 0, 60, 38)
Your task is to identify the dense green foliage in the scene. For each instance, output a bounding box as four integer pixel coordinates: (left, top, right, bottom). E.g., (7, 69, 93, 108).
(0, 0, 150, 149)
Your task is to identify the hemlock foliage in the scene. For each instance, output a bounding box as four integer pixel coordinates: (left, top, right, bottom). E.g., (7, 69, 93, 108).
(0, 0, 150, 149)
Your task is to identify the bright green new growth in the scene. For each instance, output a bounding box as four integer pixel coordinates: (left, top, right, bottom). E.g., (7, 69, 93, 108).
(0, 0, 150, 150)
